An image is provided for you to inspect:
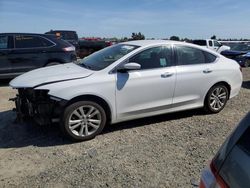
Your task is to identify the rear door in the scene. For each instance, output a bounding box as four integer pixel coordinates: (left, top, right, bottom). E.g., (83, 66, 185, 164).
(172, 45, 218, 109)
(0, 35, 13, 75)
(10, 35, 54, 73)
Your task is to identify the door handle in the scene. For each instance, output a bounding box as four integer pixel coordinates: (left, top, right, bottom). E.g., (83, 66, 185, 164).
(161, 72, 174, 78)
(203, 69, 212, 73)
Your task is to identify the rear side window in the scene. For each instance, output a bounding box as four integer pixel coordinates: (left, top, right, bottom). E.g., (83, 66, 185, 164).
(209, 40, 213, 46)
(14, 35, 54, 48)
(204, 51, 217, 63)
(237, 127, 250, 155)
(176, 46, 217, 65)
(0, 36, 8, 49)
(176, 46, 205, 65)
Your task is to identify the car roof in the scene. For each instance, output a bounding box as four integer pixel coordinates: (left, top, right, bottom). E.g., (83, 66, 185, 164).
(122, 40, 201, 47)
(122, 40, 219, 55)
(0, 33, 50, 36)
(45, 30, 77, 33)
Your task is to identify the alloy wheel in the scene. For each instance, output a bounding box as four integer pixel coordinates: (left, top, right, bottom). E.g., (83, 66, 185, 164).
(68, 105, 101, 137)
(209, 87, 228, 111)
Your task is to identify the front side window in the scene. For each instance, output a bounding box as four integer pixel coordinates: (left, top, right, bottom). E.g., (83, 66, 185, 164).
(0, 36, 8, 49)
(14, 35, 53, 48)
(78, 44, 139, 71)
(129, 46, 173, 70)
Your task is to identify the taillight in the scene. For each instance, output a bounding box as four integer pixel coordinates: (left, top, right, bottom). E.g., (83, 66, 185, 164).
(199, 160, 229, 188)
(63, 46, 75, 52)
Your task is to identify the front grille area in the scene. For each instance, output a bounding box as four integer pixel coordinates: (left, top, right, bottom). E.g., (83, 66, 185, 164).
(13, 88, 63, 125)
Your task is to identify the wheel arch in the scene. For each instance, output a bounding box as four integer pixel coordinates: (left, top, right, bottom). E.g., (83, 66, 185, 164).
(66, 94, 112, 123)
(204, 81, 231, 103)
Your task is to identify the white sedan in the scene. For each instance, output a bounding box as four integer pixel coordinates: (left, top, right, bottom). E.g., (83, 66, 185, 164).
(10, 40, 243, 141)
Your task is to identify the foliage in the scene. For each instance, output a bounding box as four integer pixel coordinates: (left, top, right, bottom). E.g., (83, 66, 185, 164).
(170, 36, 180, 41)
(130, 32, 145, 40)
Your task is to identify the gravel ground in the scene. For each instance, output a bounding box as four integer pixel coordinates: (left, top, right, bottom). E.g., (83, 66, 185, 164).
(0, 68, 249, 188)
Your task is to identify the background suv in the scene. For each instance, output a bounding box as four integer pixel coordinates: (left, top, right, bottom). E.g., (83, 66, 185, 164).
(45, 30, 79, 51)
(0, 33, 77, 78)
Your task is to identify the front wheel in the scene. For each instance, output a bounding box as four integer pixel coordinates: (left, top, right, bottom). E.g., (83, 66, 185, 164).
(61, 101, 106, 141)
(204, 84, 229, 113)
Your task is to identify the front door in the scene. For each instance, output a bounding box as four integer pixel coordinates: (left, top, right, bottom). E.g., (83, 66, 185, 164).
(116, 45, 176, 121)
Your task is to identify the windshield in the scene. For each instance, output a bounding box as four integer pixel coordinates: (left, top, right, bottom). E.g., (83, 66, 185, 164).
(231, 44, 250, 51)
(77, 44, 139, 71)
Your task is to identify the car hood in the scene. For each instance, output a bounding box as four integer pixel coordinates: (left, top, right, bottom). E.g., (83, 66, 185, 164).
(221, 50, 247, 56)
(10, 63, 93, 88)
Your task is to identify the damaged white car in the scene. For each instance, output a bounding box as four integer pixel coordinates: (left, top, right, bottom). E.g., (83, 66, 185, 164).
(10, 40, 242, 141)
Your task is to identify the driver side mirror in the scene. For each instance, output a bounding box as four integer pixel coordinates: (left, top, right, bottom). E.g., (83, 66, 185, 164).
(117, 62, 141, 72)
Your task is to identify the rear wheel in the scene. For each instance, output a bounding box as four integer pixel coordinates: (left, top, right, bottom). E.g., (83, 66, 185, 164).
(204, 84, 229, 113)
(61, 101, 106, 141)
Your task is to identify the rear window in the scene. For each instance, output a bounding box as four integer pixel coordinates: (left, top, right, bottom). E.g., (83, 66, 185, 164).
(15, 35, 54, 48)
(237, 127, 250, 155)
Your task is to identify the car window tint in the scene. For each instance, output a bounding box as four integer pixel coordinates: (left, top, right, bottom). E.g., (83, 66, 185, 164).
(176, 46, 206, 65)
(209, 40, 213, 46)
(237, 126, 250, 155)
(214, 41, 221, 47)
(204, 51, 217, 63)
(0, 36, 8, 49)
(15, 35, 53, 48)
(129, 46, 173, 70)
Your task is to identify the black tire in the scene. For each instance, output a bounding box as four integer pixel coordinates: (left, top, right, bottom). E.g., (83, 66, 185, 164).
(46, 62, 61, 67)
(204, 84, 229, 114)
(61, 101, 106, 141)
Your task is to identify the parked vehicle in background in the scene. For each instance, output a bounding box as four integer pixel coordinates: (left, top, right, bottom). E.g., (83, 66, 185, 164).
(221, 43, 250, 67)
(45, 30, 79, 50)
(78, 38, 112, 59)
(0, 33, 76, 78)
(193, 39, 230, 54)
(199, 112, 250, 188)
(10, 40, 242, 141)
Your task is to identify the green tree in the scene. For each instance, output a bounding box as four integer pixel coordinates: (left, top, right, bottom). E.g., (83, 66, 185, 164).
(170, 36, 180, 41)
(131, 32, 145, 40)
(211, 35, 216, 39)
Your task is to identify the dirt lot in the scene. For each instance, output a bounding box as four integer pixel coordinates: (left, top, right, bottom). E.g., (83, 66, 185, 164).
(0, 68, 249, 188)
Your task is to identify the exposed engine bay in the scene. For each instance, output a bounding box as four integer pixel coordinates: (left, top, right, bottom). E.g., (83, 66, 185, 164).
(11, 88, 66, 125)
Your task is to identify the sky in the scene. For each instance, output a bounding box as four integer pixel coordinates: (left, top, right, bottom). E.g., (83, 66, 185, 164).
(0, 0, 250, 39)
